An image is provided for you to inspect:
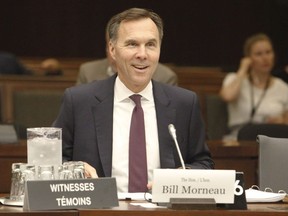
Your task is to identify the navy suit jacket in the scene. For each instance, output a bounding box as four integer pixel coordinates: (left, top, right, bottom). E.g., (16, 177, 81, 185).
(53, 75, 214, 177)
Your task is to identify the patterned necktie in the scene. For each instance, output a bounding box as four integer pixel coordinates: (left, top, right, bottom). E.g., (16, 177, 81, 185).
(128, 94, 148, 192)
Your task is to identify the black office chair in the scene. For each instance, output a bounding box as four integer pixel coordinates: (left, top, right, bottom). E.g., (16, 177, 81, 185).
(237, 123, 288, 141)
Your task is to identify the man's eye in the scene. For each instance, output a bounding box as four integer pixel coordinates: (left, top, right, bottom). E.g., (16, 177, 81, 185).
(128, 42, 137, 47)
(147, 42, 156, 47)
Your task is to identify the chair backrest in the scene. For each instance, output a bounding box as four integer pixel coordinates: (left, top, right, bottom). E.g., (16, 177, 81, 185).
(257, 135, 288, 192)
(238, 124, 288, 141)
(13, 90, 63, 139)
(205, 94, 228, 140)
(0, 124, 17, 143)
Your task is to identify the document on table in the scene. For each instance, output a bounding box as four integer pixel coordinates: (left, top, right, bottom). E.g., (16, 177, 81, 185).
(117, 193, 165, 208)
(245, 188, 286, 203)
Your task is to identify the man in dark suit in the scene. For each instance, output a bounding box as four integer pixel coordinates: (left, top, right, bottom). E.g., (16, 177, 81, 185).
(53, 8, 214, 192)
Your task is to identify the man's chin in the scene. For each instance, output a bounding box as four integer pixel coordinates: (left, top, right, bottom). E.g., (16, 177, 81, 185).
(132, 77, 150, 87)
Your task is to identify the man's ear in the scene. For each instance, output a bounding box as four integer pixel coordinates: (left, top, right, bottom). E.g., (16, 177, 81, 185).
(109, 41, 116, 61)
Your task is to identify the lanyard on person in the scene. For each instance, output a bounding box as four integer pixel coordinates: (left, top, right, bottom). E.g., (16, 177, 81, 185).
(249, 75, 270, 121)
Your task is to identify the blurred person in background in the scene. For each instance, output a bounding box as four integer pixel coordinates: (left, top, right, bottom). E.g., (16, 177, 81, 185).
(220, 33, 288, 140)
(0, 51, 31, 75)
(40, 58, 63, 76)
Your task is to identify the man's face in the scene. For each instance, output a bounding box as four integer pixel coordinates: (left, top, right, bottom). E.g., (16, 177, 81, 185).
(109, 18, 161, 92)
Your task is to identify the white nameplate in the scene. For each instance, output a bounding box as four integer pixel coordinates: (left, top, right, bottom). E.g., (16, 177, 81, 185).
(23, 178, 119, 211)
(152, 169, 235, 204)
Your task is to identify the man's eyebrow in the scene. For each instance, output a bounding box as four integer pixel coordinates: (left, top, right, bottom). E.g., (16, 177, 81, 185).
(147, 38, 158, 43)
(124, 39, 137, 44)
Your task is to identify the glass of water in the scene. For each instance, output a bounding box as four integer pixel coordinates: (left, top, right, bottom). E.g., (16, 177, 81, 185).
(27, 127, 62, 166)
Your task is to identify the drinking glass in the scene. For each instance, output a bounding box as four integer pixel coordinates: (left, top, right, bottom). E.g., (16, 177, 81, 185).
(9, 163, 24, 200)
(58, 163, 74, 180)
(38, 165, 55, 180)
(17, 164, 36, 200)
(27, 127, 62, 166)
(72, 161, 85, 179)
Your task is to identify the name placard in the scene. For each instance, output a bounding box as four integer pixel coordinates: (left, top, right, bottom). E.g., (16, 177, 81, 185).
(23, 178, 119, 211)
(152, 169, 235, 204)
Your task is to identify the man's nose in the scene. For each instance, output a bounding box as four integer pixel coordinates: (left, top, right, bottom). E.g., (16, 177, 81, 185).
(135, 46, 148, 59)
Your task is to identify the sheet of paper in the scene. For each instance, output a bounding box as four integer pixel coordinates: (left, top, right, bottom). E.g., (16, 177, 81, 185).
(130, 202, 166, 208)
(245, 189, 286, 203)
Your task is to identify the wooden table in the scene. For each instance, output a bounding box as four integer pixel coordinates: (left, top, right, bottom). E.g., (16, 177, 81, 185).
(1, 200, 288, 215)
(79, 201, 288, 216)
(0, 140, 258, 193)
(0, 206, 77, 216)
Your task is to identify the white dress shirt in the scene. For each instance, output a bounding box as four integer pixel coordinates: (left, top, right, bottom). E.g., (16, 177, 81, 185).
(111, 77, 160, 192)
(223, 73, 288, 128)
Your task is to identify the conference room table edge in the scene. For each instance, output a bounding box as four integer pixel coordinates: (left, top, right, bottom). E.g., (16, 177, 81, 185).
(1, 198, 288, 215)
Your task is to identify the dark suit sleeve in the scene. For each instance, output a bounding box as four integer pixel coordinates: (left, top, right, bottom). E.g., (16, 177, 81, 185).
(52, 88, 74, 161)
(178, 92, 214, 169)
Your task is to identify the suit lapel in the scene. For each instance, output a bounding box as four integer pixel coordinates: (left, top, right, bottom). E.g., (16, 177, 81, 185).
(92, 76, 115, 177)
(153, 82, 177, 168)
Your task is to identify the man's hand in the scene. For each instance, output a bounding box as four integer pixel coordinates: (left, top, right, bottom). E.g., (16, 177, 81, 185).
(83, 162, 98, 178)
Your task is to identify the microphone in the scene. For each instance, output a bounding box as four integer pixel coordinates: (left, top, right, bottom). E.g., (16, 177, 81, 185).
(168, 124, 185, 169)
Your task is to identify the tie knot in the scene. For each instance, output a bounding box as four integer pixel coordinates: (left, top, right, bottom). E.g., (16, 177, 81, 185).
(130, 94, 142, 107)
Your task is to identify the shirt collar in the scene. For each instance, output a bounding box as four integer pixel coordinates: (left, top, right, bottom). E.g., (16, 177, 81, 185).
(114, 76, 153, 103)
